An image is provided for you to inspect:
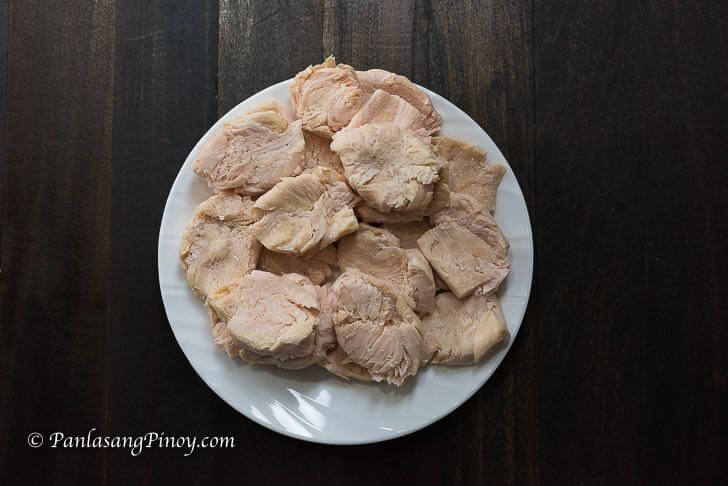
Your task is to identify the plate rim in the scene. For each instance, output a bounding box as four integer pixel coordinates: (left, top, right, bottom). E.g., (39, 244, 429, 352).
(157, 78, 534, 445)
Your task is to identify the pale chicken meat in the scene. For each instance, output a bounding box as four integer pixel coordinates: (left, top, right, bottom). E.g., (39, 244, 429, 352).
(356, 68, 441, 133)
(240, 99, 293, 130)
(338, 225, 435, 313)
(234, 284, 337, 369)
(417, 222, 510, 298)
(346, 89, 435, 137)
(207, 271, 319, 361)
(193, 103, 306, 196)
(207, 304, 243, 359)
(331, 123, 445, 213)
(421, 292, 510, 365)
(258, 245, 338, 285)
(182, 59, 514, 384)
(321, 285, 373, 381)
(331, 270, 423, 385)
(250, 166, 360, 254)
(179, 193, 261, 299)
(302, 131, 344, 174)
(431, 192, 509, 259)
(381, 221, 433, 249)
(322, 346, 374, 382)
(290, 56, 363, 138)
(356, 205, 426, 223)
(432, 136, 506, 213)
(354, 166, 449, 223)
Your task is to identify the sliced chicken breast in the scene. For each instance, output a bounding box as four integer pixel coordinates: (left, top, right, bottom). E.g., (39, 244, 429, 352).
(421, 292, 510, 365)
(381, 221, 433, 249)
(331, 270, 423, 385)
(208, 271, 319, 360)
(431, 192, 509, 258)
(208, 303, 243, 358)
(240, 99, 293, 130)
(193, 105, 306, 196)
(303, 130, 344, 174)
(322, 346, 374, 382)
(338, 225, 435, 313)
(356, 68, 441, 133)
(417, 222, 510, 298)
(250, 166, 359, 254)
(346, 89, 434, 137)
(331, 123, 445, 213)
(179, 192, 261, 298)
(290, 56, 363, 138)
(234, 284, 337, 369)
(432, 136, 506, 213)
(258, 245, 338, 285)
(356, 205, 426, 223)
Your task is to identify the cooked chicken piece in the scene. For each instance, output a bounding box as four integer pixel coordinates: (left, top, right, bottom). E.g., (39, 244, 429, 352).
(331, 270, 423, 385)
(331, 123, 445, 213)
(234, 284, 337, 369)
(302, 131, 344, 173)
(208, 271, 319, 360)
(193, 104, 306, 196)
(356, 205, 425, 223)
(322, 346, 374, 382)
(346, 89, 434, 137)
(250, 166, 359, 254)
(353, 162, 449, 223)
(240, 99, 293, 130)
(381, 221, 433, 249)
(356, 68, 441, 133)
(338, 225, 435, 313)
(258, 245, 338, 285)
(431, 192, 509, 259)
(207, 303, 243, 358)
(290, 56, 363, 138)
(417, 222, 510, 298)
(434, 273, 449, 292)
(432, 136, 505, 213)
(421, 292, 510, 365)
(179, 193, 261, 298)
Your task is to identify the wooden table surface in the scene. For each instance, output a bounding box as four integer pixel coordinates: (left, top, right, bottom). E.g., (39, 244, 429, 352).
(1, 1, 726, 484)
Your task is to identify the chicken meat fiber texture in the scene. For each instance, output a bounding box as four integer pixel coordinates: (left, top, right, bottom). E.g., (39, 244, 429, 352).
(181, 57, 513, 386)
(338, 224, 435, 314)
(193, 102, 306, 196)
(417, 222, 510, 299)
(331, 123, 445, 213)
(421, 292, 510, 365)
(250, 166, 359, 254)
(179, 192, 261, 299)
(208, 271, 321, 361)
(331, 270, 423, 386)
(432, 136, 506, 213)
(290, 56, 363, 138)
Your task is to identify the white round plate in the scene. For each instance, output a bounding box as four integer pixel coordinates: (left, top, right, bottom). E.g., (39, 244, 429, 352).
(158, 79, 533, 444)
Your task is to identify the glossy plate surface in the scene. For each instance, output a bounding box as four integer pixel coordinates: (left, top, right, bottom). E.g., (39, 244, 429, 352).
(158, 79, 533, 444)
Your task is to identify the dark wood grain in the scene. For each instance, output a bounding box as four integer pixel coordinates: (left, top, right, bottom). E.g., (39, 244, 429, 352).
(0, 0, 115, 483)
(639, 3, 728, 483)
(323, 0, 415, 74)
(218, 0, 325, 114)
(535, 1, 728, 484)
(534, 2, 649, 482)
(0, 0, 7, 265)
(1, 0, 727, 484)
(105, 1, 220, 483)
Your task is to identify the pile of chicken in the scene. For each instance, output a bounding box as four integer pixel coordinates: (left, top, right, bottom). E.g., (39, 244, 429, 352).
(180, 57, 511, 386)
